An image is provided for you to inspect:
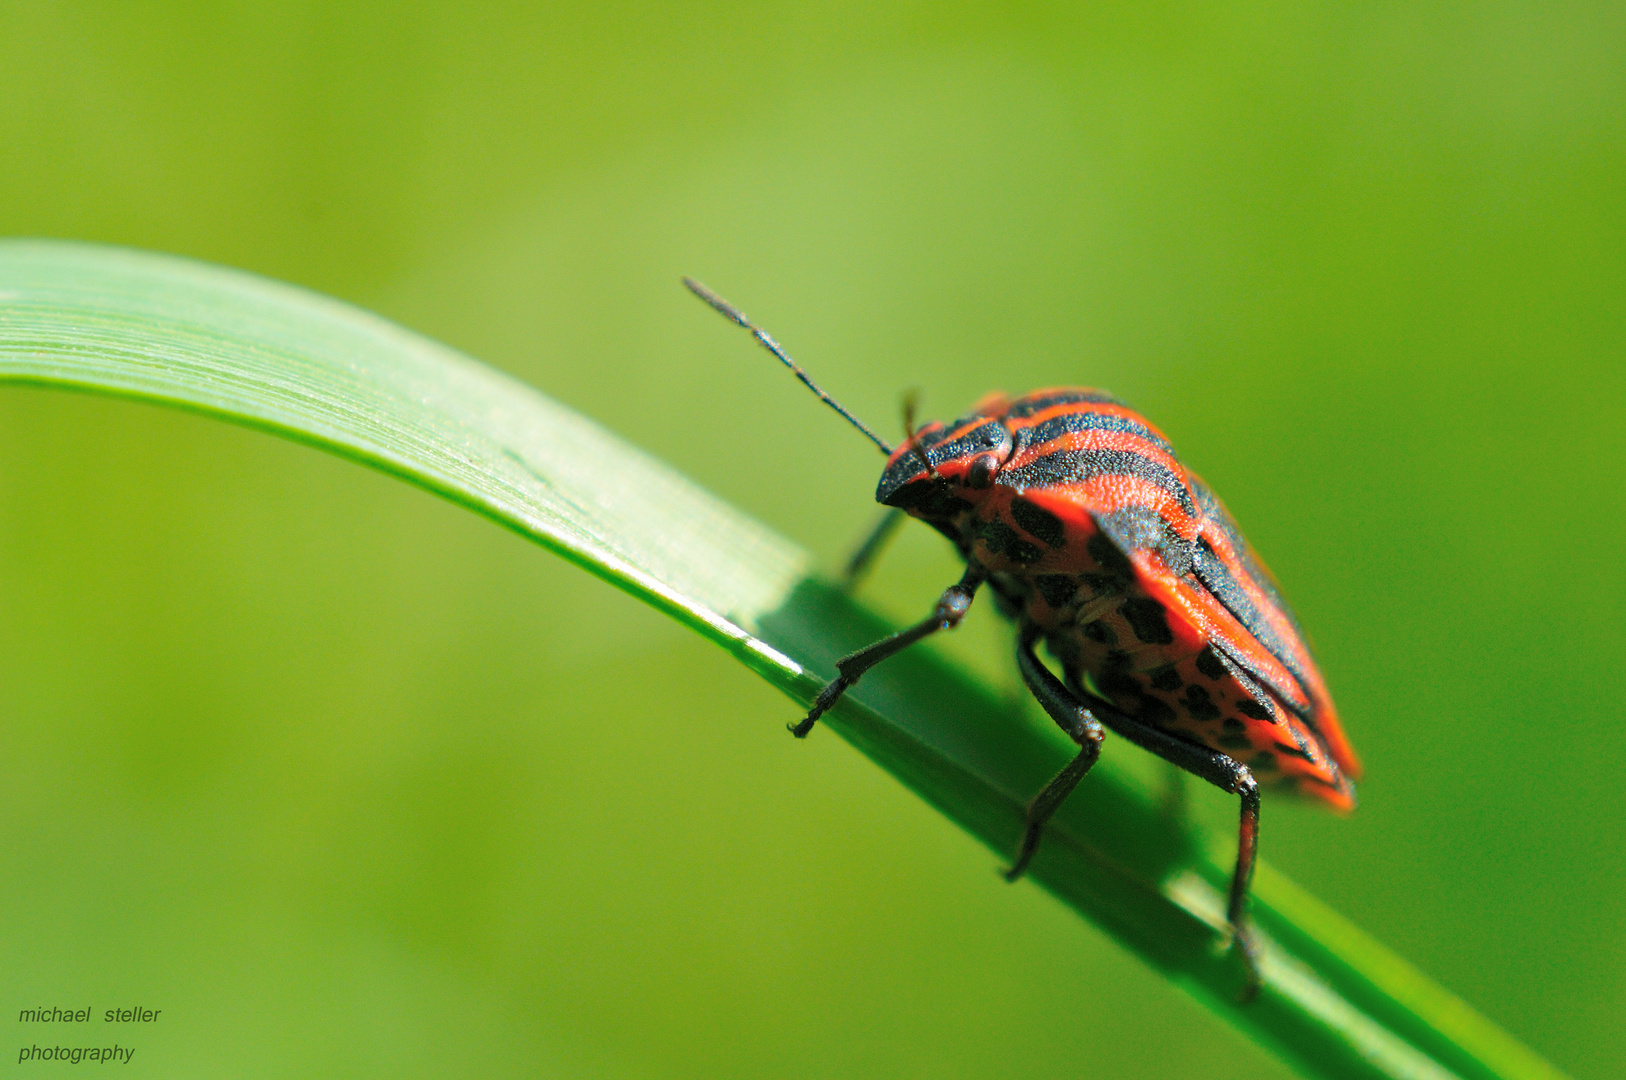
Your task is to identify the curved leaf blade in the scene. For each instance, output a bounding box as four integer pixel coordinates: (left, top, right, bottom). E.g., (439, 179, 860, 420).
(0, 241, 1566, 1080)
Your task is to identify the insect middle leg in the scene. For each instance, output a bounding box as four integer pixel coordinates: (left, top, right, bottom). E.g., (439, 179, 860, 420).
(1003, 626, 1104, 882)
(792, 562, 985, 737)
(841, 508, 907, 590)
(1076, 689, 1263, 997)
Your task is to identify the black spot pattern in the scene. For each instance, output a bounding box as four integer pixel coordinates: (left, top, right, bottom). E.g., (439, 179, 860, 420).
(1081, 620, 1117, 645)
(1095, 669, 1139, 700)
(1183, 684, 1221, 721)
(1222, 718, 1246, 734)
(1081, 572, 1125, 596)
(1121, 597, 1174, 645)
(1148, 666, 1183, 693)
(1237, 697, 1273, 722)
(978, 517, 1014, 553)
(1138, 695, 1177, 726)
(1034, 575, 1077, 607)
(977, 519, 1040, 563)
(1010, 496, 1066, 548)
(1219, 734, 1252, 751)
(1194, 646, 1227, 681)
(1086, 533, 1134, 583)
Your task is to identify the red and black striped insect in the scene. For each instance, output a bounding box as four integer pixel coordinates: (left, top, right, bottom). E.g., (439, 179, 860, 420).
(685, 278, 1360, 994)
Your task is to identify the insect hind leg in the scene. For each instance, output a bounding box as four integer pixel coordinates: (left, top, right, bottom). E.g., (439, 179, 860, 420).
(1073, 688, 1263, 1001)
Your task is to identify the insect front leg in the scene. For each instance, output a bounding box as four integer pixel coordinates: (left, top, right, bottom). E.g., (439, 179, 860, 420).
(792, 562, 985, 738)
(1003, 626, 1105, 882)
(1076, 691, 1263, 1000)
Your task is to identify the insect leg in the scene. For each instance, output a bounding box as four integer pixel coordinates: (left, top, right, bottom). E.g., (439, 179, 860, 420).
(791, 563, 985, 738)
(1002, 627, 1104, 882)
(841, 508, 907, 590)
(1077, 690, 1263, 999)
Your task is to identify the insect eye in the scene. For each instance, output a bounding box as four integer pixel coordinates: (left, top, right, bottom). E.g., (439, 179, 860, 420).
(966, 453, 1000, 490)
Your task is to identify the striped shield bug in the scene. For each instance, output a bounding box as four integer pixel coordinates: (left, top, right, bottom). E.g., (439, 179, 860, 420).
(684, 278, 1360, 997)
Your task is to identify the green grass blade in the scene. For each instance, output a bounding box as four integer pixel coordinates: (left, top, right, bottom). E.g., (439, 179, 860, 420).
(0, 240, 1567, 1080)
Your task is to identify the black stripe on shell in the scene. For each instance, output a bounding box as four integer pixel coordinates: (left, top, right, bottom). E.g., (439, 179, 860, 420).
(1095, 504, 1196, 577)
(1192, 478, 1302, 622)
(1005, 389, 1125, 418)
(1000, 449, 1197, 517)
(1202, 644, 1288, 727)
(875, 418, 1009, 505)
(927, 419, 1011, 470)
(1192, 537, 1313, 711)
(1017, 408, 1174, 455)
(1189, 477, 1318, 703)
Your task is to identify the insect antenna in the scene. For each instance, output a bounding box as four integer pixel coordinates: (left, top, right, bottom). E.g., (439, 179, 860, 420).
(684, 278, 894, 456)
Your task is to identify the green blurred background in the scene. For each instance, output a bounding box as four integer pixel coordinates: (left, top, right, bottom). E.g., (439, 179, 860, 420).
(1, 3, 1621, 1077)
